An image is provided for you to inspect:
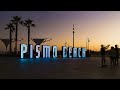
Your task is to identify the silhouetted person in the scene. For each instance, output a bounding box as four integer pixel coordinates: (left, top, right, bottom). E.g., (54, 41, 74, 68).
(89, 50, 91, 57)
(109, 46, 116, 66)
(100, 44, 110, 67)
(86, 50, 89, 57)
(115, 45, 119, 65)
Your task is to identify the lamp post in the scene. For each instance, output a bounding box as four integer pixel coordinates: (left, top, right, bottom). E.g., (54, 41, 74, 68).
(73, 24, 75, 48)
(88, 38, 90, 50)
(86, 40, 87, 50)
(65, 41, 67, 47)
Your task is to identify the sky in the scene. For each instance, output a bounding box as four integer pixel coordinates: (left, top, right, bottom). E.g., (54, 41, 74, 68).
(0, 11, 120, 52)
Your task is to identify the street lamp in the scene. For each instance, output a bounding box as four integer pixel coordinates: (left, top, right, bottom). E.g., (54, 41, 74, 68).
(88, 38, 90, 50)
(73, 24, 75, 48)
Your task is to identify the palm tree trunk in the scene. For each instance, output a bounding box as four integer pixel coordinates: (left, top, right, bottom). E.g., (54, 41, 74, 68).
(10, 28, 12, 55)
(28, 26, 30, 57)
(15, 23, 18, 55)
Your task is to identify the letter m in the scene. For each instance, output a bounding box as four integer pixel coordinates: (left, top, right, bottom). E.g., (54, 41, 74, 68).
(42, 45, 50, 58)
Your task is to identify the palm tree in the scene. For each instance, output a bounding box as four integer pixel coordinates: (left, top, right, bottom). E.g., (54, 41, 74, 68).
(11, 16, 22, 55)
(21, 19, 35, 57)
(5, 23, 15, 55)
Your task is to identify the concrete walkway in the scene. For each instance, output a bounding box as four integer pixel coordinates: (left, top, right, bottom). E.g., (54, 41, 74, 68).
(0, 57, 120, 79)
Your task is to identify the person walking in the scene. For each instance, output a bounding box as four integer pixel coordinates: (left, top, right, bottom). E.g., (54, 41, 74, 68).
(109, 46, 116, 66)
(115, 45, 119, 65)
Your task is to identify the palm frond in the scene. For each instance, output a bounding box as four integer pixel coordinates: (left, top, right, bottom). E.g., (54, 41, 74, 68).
(19, 21, 24, 25)
(24, 23, 28, 27)
(11, 20, 15, 22)
(5, 27, 9, 30)
(31, 24, 35, 27)
(11, 27, 15, 32)
(27, 19, 32, 22)
(12, 16, 22, 23)
(5, 23, 15, 30)
(26, 19, 32, 24)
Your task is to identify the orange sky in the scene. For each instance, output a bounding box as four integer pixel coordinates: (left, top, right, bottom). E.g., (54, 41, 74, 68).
(0, 11, 120, 52)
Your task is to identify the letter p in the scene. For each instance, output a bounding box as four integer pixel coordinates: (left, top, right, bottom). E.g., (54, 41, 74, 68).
(20, 44, 27, 58)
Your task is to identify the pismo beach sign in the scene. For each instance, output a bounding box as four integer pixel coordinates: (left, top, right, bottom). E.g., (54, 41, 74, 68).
(20, 44, 86, 59)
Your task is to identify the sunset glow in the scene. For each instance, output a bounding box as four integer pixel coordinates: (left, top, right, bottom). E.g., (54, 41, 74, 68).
(0, 11, 120, 52)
